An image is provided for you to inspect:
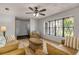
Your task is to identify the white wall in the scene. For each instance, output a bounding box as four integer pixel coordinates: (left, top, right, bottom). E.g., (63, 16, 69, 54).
(30, 19, 37, 32)
(37, 7, 79, 43)
(0, 14, 15, 36)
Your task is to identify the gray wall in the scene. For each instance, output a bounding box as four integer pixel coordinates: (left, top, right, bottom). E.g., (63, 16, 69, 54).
(15, 19, 30, 36)
(0, 14, 15, 36)
(37, 7, 79, 43)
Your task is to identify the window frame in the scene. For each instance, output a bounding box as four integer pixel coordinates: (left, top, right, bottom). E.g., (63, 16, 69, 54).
(44, 16, 74, 37)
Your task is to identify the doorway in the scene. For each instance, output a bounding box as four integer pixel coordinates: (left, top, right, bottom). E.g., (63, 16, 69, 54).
(15, 18, 30, 39)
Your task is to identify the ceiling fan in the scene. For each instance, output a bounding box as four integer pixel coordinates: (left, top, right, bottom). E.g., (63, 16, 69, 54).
(25, 6, 46, 17)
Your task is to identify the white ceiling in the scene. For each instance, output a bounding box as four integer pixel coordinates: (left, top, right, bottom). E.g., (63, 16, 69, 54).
(0, 3, 79, 19)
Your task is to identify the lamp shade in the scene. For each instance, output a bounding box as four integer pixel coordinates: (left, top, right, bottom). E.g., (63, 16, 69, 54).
(0, 26, 6, 32)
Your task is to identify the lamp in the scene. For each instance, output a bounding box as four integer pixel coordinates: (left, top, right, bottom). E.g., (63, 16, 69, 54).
(0, 26, 6, 37)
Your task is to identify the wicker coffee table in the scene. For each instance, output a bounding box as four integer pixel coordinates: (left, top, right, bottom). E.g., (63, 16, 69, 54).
(29, 38, 43, 54)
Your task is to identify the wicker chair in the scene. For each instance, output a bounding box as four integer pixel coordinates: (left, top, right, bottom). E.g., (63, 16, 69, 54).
(30, 31, 41, 39)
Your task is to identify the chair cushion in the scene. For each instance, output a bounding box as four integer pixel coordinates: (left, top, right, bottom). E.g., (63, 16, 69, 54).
(47, 43, 68, 55)
(0, 40, 19, 54)
(59, 45, 78, 55)
(2, 48, 25, 55)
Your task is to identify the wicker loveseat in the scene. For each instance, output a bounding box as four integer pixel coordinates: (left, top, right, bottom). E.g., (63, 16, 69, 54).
(0, 40, 25, 55)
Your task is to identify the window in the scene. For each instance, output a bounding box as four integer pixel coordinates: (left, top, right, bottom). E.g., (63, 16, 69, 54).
(64, 17, 74, 37)
(56, 20, 63, 37)
(45, 17, 74, 37)
(50, 21, 55, 35)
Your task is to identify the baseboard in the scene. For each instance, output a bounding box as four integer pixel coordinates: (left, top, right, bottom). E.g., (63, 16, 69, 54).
(42, 37, 60, 44)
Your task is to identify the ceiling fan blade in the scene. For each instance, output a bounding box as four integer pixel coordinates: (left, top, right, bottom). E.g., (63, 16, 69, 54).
(39, 9, 46, 12)
(28, 7, 33, 11)
(39, 13, 45, 16)
(25, 12, 33, 14)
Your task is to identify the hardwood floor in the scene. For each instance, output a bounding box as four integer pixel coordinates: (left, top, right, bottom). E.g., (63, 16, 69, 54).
(18, 38, 60, 54)
(18, 39, 29, 48)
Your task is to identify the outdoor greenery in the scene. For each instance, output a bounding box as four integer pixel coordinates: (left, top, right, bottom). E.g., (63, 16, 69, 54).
(64, 17, 74, 37)
(45, 17, 74, 37)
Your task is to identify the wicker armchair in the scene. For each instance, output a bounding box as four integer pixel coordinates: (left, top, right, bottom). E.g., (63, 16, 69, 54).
(30, 31, 41, 39)
(60, 37, 79, 55)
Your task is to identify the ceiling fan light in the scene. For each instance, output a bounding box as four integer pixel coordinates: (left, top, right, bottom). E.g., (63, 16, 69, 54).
(33, 13, 39, 17)
(33, 13, 36, 16)
(36, 13, 39, 17)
